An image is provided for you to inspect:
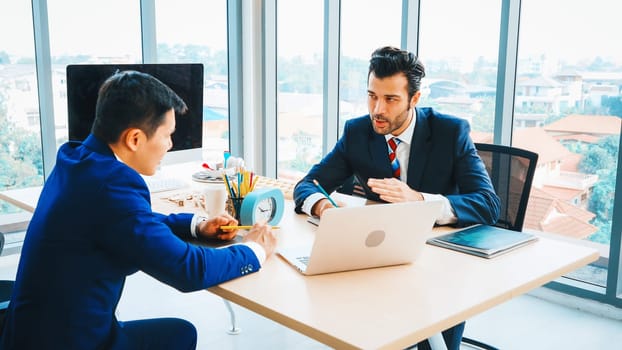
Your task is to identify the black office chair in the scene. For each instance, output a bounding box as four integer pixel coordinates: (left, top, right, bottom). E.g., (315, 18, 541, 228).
(460, 143, 539, 350)
(0, 232, 15, 333)
(474, 143, 539, 232)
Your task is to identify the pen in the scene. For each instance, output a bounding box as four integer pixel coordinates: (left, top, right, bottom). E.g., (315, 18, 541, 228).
(312, 179, 339, 208)
(220, 225, 280, 230)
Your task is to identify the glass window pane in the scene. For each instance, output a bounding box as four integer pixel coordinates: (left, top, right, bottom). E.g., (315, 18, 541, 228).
(47, 0, 141, 148)
(419, 0, 501, 135)
(340, 0, 402, 134)
(277, 0, 324, 181)
(0, 2, 44, 194)
(155, 0, 229, 163)
(514, 0, 621, 287)
(0, 1, 42, 242)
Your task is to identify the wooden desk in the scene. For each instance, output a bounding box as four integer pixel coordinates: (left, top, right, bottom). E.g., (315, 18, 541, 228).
(205, 199, 598, 350)
(3, 183, 599, 349)
(0, 186, 42, 213)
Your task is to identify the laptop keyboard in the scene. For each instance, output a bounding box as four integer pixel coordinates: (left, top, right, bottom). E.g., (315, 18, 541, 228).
(296, 256, 310, 266)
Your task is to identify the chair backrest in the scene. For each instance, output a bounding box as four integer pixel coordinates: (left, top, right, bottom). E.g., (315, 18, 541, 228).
(475, 143, 539, 232)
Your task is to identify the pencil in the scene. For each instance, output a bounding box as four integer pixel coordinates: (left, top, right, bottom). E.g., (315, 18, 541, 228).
(220, 225, 280, 230)
(312, 179, 339, 208)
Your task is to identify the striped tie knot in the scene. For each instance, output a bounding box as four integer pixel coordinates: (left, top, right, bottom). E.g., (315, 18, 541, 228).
(387, 137, 401, 179)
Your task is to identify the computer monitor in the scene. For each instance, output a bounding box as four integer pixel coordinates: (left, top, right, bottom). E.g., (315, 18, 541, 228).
(66, 63, 204, 165)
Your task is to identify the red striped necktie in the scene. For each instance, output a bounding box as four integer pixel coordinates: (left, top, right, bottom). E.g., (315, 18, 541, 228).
(387, 137, 401, 179)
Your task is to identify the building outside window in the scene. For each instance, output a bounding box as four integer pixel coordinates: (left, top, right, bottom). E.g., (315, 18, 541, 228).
(0, 0, 620, 307)
(507, 0, 621, 289)
(0, 1, 43, 235)
(155, 0, 229, 163)
(47, 0, 142, 147)
(276, 0, 325, 181)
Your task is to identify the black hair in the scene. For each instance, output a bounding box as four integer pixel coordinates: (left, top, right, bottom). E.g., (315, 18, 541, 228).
(91, 70, 187, 143)
(368, 46, 426, 100)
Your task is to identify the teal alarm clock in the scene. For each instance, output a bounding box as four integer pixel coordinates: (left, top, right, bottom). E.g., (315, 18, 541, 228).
(239, 188, 285, 226)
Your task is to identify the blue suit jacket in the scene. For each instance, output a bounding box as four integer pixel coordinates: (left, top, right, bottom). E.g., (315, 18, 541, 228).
(1, 135, 260, 349)
(294, 107, 500, 227)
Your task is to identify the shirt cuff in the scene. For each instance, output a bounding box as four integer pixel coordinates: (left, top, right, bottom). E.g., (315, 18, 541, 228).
(301, 192, 326, 216)
(420, 193, 458, 225)
(238, 241, 267, 265)
(190, 214, 208, 238)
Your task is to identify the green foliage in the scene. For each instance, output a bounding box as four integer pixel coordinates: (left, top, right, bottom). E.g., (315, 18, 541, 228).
(587, 219, 612, 244)
(340, 56, 369, 102)
(0, 87, 43, 197)
(579, 135, 620, 245)
(277, 55, 323, 94)
(0, 51, 10, 64)
(602, 96, 622, 117)
(579, 135, 619, 174)
(579, 147, 613, 174)
(286, 130, 321, 174)
(470, 97, 495, 133)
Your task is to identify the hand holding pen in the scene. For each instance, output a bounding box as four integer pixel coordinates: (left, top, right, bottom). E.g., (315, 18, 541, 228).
(312, 179, 344, 217)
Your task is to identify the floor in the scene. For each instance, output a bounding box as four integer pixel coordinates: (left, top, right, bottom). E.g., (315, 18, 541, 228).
(1, 252, 621, 349)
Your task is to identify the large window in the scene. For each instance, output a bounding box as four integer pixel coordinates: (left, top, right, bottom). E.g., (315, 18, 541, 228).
(1, 0, 620, 307)
(513, 0, 621, 289)
(155, 0, 229, 163)
(47, 0, 142, 148)
(339, 0, 402, 133)
(418, 0, 501, 135)
(0, 1, 43, 207)
(276, 0, 325, 180)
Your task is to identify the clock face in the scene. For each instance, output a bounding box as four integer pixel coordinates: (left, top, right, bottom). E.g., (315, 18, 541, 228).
(239, 187, 285, 226)
(255, 197, 276, 222)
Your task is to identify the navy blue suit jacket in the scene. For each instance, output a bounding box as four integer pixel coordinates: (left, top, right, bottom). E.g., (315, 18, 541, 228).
(1, 135, 260, 349)
(294, 107, 500, 227)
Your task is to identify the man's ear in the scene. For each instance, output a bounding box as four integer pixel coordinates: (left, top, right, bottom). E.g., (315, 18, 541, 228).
(410, 91, 421, 108)
(123, 128, 144, 152)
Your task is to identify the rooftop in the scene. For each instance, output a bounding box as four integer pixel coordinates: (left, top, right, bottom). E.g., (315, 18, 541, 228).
(544, 114, 621, 136)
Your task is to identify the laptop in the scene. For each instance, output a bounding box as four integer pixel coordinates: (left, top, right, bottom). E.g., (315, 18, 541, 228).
(278, 200, 443, 275)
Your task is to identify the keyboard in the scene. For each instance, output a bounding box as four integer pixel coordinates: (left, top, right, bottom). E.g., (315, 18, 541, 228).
(143, 177, 189, 193)
(296, 256, 310, 266)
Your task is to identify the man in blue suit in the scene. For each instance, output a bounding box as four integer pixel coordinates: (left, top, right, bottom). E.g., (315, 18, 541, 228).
(1, 70, 277, 349)
(293, 46, 500, 350)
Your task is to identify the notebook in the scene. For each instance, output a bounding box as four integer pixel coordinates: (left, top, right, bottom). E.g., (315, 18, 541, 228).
(426, 224, 538, 259)
(278, 200, 443, 275)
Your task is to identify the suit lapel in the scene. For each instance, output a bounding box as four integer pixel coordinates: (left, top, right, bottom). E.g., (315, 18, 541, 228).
(407, 109, 432, 188)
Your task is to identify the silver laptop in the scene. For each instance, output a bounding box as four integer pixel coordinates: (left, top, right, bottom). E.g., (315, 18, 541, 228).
(278, 200, 443, 275)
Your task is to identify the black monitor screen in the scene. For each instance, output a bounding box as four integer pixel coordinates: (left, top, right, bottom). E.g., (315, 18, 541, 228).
(66, 63, 204, 153)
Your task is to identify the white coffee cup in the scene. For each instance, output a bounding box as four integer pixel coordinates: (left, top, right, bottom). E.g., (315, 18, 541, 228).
(203, 185, 228, 217)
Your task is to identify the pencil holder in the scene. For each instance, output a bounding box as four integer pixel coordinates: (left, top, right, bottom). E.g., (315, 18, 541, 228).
(226, 197, 244, 223)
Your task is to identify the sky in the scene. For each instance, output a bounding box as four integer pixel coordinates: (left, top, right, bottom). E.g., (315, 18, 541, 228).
(1, 0, 621, 65)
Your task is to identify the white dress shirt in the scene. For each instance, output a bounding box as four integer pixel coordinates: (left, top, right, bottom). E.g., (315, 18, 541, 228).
(303, 113, 457, 225)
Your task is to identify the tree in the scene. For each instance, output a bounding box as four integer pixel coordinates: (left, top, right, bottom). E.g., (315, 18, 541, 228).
(580, 135, 620, 245)
(0, 88, 43, 214)
(602, 96, 622, 117)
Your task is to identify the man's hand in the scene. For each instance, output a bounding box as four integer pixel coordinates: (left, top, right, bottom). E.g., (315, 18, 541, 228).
(243, 222, 278, 257)
(367, 177, 424, 203)
(311, 198, 346, 218)
(197, 213, 239, 241)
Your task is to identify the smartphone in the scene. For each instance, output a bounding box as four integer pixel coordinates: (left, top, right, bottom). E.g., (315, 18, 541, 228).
(353, 173, 381, 201)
